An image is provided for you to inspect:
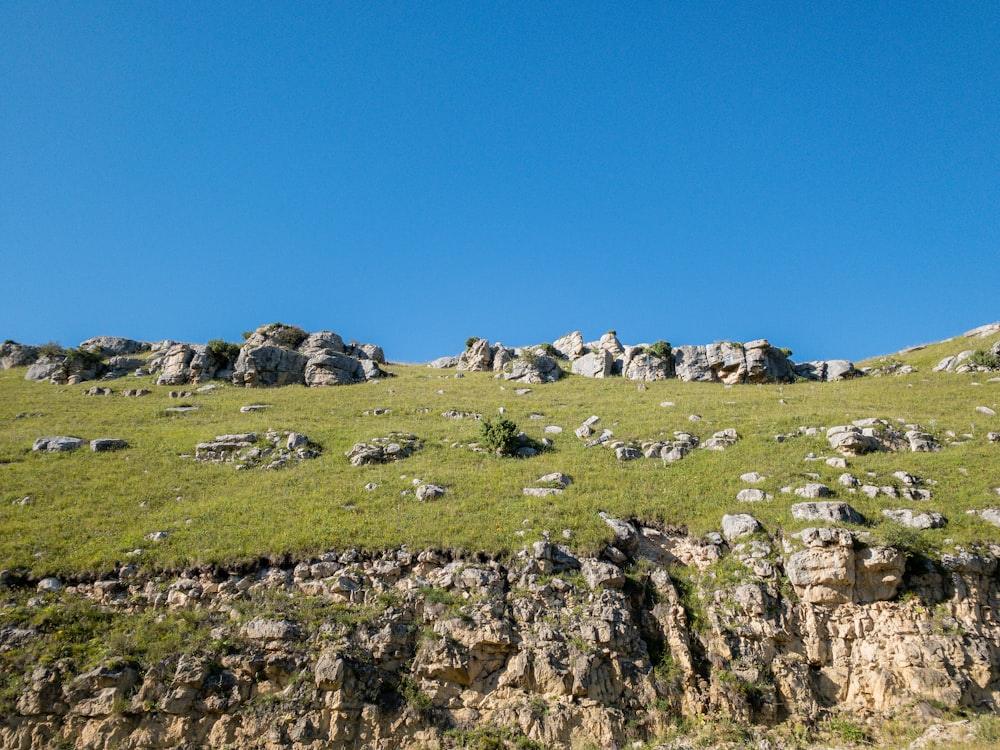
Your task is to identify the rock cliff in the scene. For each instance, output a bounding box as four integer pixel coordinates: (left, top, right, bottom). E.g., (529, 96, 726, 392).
(2, 517, 998, 749)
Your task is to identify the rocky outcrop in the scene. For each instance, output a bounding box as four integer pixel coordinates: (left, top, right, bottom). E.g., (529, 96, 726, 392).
(502, 350, 563, 384)
(194, 430, 319, 469)
(79, 336, 150, 358)
(2, 520, 999, 750)
(156, 343, 227, 386)
(232, 324, 383, 388)
(0, 341, 39, 369)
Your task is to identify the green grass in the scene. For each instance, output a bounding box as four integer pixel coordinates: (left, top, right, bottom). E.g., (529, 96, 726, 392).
(0, 329, 998, 576)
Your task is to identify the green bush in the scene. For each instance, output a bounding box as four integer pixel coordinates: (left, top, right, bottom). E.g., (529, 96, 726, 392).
(779, 347, 793, 358)
(38, 341, 64, 359)
(969, 349, 1000, 369)
(479, 417, 521, 456)
(538, 343, 558, 357)
(465, 336, 482, 350)
(207, 339, 242, 363)
(647, 340, 672, 360)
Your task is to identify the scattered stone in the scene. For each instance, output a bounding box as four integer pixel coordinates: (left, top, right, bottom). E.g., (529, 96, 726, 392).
(90, 438, 127, 453)
(580, 559, 624, 589)
(981, 509, 1000, 527)
(522, 487, 564, 498)
(615, 446, 642, 461)
(427, 355, 460, 369)
(165, 406, 200, 413)
(415, 484, 445, 501)
(988, 431, 999, 443)
(84, 386, 113, 396)
(882, 509, 945, 530)
(121, 389, 150, 397)
(442, 410, 481, 420)
(701, 428, 738, 450)
(36, 577, 62, 593)
(32, 436, 84, 453)
(838, 473, 860, 487)
(791, 501, 864, 524)
(543, 425, 563, 434)
(145, 531, 169, 542)
(347, 434, 422, 466)
(513, 388, 532, 395)
(240, 405, 273, 413)
(794, 483, 832, 499)
(740, 471, 765, 483)
(976, 406, 997, 416)
(196, 430, 319, 469)
(537, 473, 572, 487)
(722, 514, 762, 541)
(364, 483, 378, 491)
(825, 456, 847, 469)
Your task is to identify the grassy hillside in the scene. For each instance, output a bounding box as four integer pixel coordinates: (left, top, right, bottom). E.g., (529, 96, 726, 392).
(1, 330, 998, 576)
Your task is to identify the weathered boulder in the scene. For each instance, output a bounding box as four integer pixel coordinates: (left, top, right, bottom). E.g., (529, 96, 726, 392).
(232, 345, 309, 387)
(457, 338, 492, 372)
(552, 331, 586, 359)
(827, 426, 882, 456)
(415, 484, 446, 501)
(304, 352, 364, 386)
(571, 350, 613, 378)
(791, 501, 863, 524)
(156, 344, 223, 386)
(598, 331, 624, 357)
(854, 546, 906, 603)
(0, 341, 39, 369)
(825, 360, 858, 381)
(672, 345, 716, 382)
(427, 355, 460, 369)
(882, 508, 945, 530)
(706, 341, 747, 384)
(722, 514, 762, 541)
(79, 336, 149, 357)
(623, 352, 672, 381)
(743, 339, 794, 383)
(346, 434, 421, 466)
(297, 331, 345, 358)
(33, 436, 84, 453)
(503, 351, 563, 384)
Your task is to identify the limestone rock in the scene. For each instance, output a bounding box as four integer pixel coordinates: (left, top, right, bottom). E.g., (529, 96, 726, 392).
(415, 484, 445, 501)
(571, 350, 613, 378)
(33, 436, 84, 453)
(457, 338, 492, 372)
(347, 434, 421, 466)
(0, 341, 39, 369)
(79, 336, 149, 357)
(791, 501, 863, 524)
(882, 509, 945, 529)
(232, 345, 309, 387)
(156, 344, 223, 386)
(794, 483, 832, 499)
(736, 489, 769, 503)
(503, 351, 563, 384)
(427, 355, 460, 369)
(672, 345, 716, 382)
(552, 331, 586, 359)
(722, 514, 762, 541)
(623, 352, 672, 381)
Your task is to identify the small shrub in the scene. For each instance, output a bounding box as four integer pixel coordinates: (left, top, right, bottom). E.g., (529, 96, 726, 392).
(64, 347, 103, 368)
(605, 329, 617, 336)
(38, 341, 64, 359)
(826, 717, 871, 744)
(969, 349, 1000, 370)
(538, 343, 558, 357)
(519, 349, 539, 367)
(779, 347, 793, 358)
(207, 339, 242, 363)
(648, 340, 672, 360)
(479, 417, 521, 456)
(874, 525, 940, 561)
(465, 337, 482, 349)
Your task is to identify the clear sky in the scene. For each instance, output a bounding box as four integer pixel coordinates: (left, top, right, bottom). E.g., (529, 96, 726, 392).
(2, 2, 998, 363)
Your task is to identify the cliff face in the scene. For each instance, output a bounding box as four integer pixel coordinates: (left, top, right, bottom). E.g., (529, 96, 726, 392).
(3, 521, 999, 749)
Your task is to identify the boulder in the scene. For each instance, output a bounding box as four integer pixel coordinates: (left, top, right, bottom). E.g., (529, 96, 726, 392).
(457, 339, 492, 372)
(242, 323, 308, 350)
(25, 360, 65, 383)
(304, 352, 364, 386)
(0, 341, 39, 369)
(156, 344, 222, 386)
(794, 483, 832, 499)
(552, 331, 586, 359)
(581, 559, 624, 589)
(791, 501, 864, 524)
(427, 355, 460, 369)
(79, 337, 149, 357)
(598, 331, 624, 357)
(415, 484, 445, 501)
(672, 345, 716, 382)
(722, 514, 762, 541)
(491, 344, 516, 372)
(232, 345, 309, 387)
(297, 331, 345, 358)
(882, 509, 945, 530)
(33, 436, 84, 453)
(503, 351, 563, 384)
(623, 352, 673, 381)
(736, 489, 769, 503)
(743, 339, 794, 383)
(825, 360, 858, 381)
(572, 350, 613, 378)
(706, 341, 747, 384)
(793, 361, 827, 381)
(854, 546, 906, 603)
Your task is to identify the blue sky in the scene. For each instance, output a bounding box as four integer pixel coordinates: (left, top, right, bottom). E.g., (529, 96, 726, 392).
(2, 2, 998, 363)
